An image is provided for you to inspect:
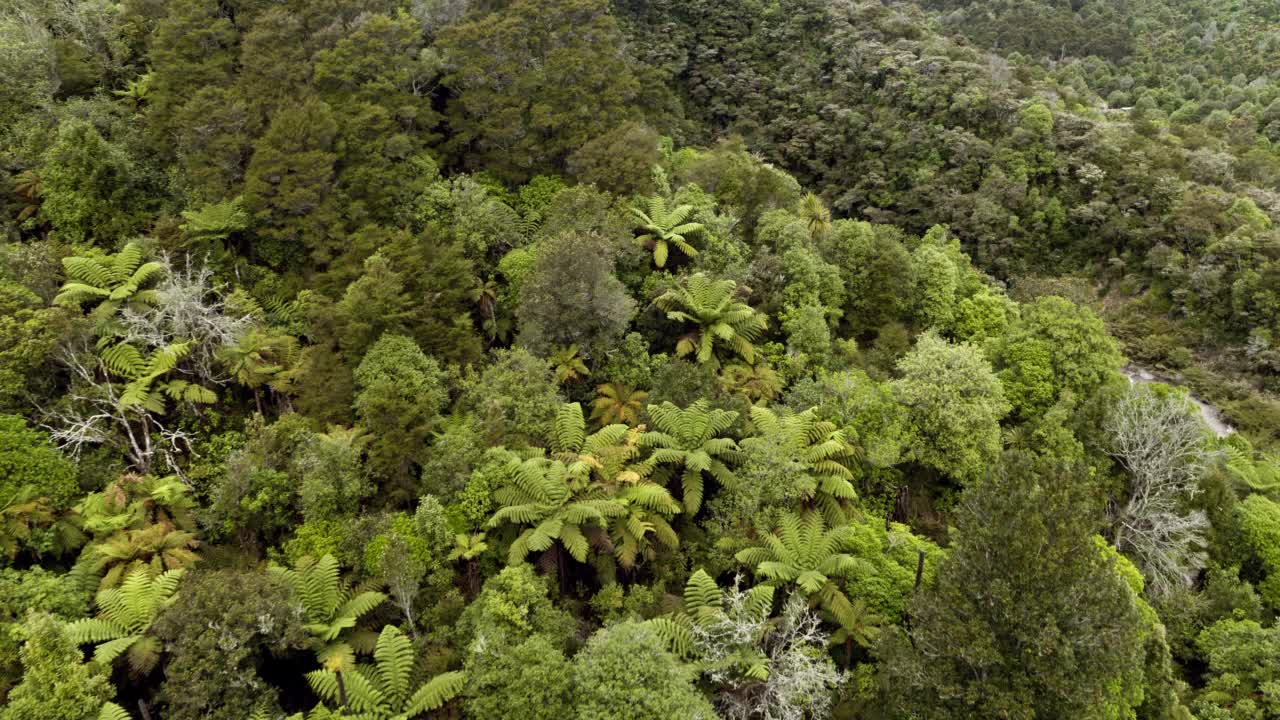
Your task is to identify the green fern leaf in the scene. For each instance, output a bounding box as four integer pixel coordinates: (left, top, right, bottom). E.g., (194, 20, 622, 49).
(405, 671, 466, 715)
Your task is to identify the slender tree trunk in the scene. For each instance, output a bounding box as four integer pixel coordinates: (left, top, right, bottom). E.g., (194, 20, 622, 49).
(844, 636, 853, 671)
(253, 387, 264, 417)
(557, 544, 569, 596)
(336, 671, 351, 716)
(465, 560, 480, 600)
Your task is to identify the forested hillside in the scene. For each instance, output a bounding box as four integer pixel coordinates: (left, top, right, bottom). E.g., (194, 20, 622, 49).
(0, 0, 1277, 718)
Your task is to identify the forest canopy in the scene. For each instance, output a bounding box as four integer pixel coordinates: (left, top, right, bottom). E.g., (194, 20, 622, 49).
(1, 0, 1279, 718)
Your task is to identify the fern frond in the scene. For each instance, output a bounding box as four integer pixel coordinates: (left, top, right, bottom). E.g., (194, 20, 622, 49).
(558, 524, 590, 563)
(63, 256, 113, 290)
(99, 702, 133, 720)
(372, 626, 415, 708)
(109, 243, 144, 285)
(67, 618, 127, 645)
(92, 634, 140, 666)
(336, 591, 386, 629)
(101, 344, 146, 378)
(683, 569, 721, 612)
(649, 617, 697, 659)
(553, 403, 587, 455)
(405, 671, 466, 715)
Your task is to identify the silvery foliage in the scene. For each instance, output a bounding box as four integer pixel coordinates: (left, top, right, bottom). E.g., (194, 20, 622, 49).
(44, 256, 249, 474)
(1105, 384, 1214, 596)
(693, 583, 841, 720)
(116, 256, 251, 386)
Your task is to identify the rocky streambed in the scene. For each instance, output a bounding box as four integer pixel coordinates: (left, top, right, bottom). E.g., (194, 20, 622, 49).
(1122, 365, 1234, 438)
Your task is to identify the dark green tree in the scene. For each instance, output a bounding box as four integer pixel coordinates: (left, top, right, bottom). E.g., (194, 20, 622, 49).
(458, 348, 564, 448)
(437, 0, 639, 181)
(566, 121, 661, 196)
(154, 570, 308, 720)
(516, 232, 635, 358)
(147, 0, 237, 136)
(241, 98, 341, 265)
(353, 335, 449, 496)
(882, 450, 1147, 719)
(0, 281, 69, 411)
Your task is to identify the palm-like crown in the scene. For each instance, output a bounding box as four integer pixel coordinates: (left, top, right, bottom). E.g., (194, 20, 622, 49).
(655, 273, 767, 368)
(67, 567, 184, 676)
(631, 196, 704, 268)
(269, 554, 387, 671)
(305, 625, 464, 719)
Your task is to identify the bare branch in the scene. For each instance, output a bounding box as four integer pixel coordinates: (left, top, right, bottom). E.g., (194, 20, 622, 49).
(115, 255, 251, 386)
(1105, 384, 1214, 596)
(693, 581, 841, 720)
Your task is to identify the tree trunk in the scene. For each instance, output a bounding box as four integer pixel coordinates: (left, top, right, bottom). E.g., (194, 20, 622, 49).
(336, 670, 351, 715)
(557, 544, 569, 596)
(465, 560, 480, 600)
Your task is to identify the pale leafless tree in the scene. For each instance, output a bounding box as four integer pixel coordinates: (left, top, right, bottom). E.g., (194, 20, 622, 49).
(40, 342, 193, 475)
(115, 256, 250, 387)
(694, 586, 841, 720)
(42, 257, 246, 476)
(378, 534, 425, 640)
(1105, 384, 1213, 596)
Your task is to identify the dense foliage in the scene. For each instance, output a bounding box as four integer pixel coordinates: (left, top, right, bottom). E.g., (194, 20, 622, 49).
(1, 0, 1277, 718)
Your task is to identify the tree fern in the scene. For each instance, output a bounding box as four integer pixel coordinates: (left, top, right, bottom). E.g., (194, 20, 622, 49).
(1223, 436, 1280, 493)
(591, 383, 648, 426)
(74, 475, 200, 592)
(269, 554, 386, 669)
(655, 273, 767, 368)
(219, 326, 299, 411)
(649, 568, 776, 685)
(798, 192, 831, 241)
(720, 362, 784, 403)
(101, 340, 217, 413)
(640, 400, 742, 515)
(734, 511, 867, 631)
(551, 402, 589, 459)
(548, 344, 589, 384)
(745, 406, 860, 525)
(630, 196, 704, 268)
(55, 242, 165, 330)
(14, 169, 41, 222)
(487, 447, 624, 587)
(179, 196, 250, 243)
(306, 625, 464, 719)
(67, 567, 183, 676)
(0, 486, 82, 563)
(541, 402, 681, 569)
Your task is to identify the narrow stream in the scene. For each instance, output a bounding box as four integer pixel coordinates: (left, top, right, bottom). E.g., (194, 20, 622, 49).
(1121, 366, 1234, 438)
